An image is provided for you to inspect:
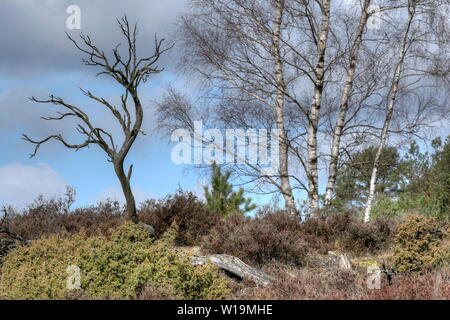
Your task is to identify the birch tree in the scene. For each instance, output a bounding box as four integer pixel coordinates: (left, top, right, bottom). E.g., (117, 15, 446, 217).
(323, 0, 373, 207)
(159, 0, 300, 214)
(364, 0, 450, 222)
(273, 0, 297, 214)
(305, 0, 331, 213)
(158, 0, 448, 217)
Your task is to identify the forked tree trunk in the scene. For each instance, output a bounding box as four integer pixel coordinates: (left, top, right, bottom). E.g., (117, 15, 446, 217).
(364, 5, 416, 223)
(115, 89, 144, 223)
(307, 0, 331, 215)
(324, 0, 372, 207)
(114, 160, 138, 223)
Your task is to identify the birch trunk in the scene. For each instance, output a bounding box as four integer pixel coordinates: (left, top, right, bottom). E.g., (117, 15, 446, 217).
(273, 0, 297, 215)
(324, 0, 371, 207)
(307, 0, 331, 214)
(364, 5, 416, 223)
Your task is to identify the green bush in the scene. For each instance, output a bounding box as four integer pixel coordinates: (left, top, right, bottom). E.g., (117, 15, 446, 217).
(371, 194, 407, 219)
(393, 214, 449, 273)
(0, 222, 229, 300)
(371, 193, 447, 220)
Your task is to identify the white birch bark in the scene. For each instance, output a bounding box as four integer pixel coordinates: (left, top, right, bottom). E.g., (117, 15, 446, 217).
(307, 0, 331, 214)
(324, 0, 372, 207)
(364, 4, 416, 223)
(273, 0, 297, 214)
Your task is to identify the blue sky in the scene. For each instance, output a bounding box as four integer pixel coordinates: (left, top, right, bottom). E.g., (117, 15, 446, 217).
(0, 0, 276, 209)
(0, 0, 209, 209)
(1, 1, 448, 211)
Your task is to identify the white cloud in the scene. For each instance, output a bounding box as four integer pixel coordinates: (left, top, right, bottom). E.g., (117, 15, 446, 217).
(0, 0, 186, 77)
(0, 162, 67, 208)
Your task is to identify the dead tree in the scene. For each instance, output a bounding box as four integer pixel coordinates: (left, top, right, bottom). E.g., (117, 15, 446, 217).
(0, 207, 30, 263)
(23, 17, 172, 222)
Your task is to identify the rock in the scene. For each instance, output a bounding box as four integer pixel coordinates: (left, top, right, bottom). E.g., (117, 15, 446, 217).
(192, 254, 275, 286)
(338, 253, 352, 270)
(326, 251, 352, 270)
(139, 223, 155, 236)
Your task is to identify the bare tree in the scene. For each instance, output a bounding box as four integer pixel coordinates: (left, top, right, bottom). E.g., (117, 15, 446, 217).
(157, 0, 448, 218)
(323, 0, 373, 207)
(158, 0, 302, 214)
(364, 0, 450, 222)
(305, 0, 331, 213)
(272, 0, 297, 214)
(22, 17, 172, 222)
(158, 0, 385, 215)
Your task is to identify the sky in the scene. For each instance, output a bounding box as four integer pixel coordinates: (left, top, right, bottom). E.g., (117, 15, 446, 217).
(0, 1, 448, 210)
(0, 0, 216, 209)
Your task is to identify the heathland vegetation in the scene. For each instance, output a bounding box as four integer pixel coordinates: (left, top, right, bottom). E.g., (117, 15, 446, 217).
(1, 0, 450, 300)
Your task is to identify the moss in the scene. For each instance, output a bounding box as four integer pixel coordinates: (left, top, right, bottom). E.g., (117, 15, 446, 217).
(0, 222, 229, 300)
(353, 257, 379, 269)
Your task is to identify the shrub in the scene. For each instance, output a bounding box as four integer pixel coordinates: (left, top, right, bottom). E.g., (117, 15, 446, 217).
(138, 191, 221, 245)
(371, 194, 407, 219)
(5, 197, 124, 239)
(202, 212, 309, 267)
(365, 268, 450, 300)
(0, 222, 229, 300)
(242, 263, 449, 300)
(301, 211, 394, 255)
(134, 284, 182, 300)
(241, 263, 364, 300)
(392, 214, 449, 273)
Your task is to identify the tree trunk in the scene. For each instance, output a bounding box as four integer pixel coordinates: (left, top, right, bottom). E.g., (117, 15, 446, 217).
(114, 160, 138, 223)
(114, 88, 143, 223)
(273, 0, 296, 215)
(364, 5, 415, 223)
(307, 0, 331, 215)
(324, 0, 371, 207)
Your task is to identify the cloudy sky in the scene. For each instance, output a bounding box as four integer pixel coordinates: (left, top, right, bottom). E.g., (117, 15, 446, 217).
(1, 1, 448, 210)
(0, 0, 210, 208)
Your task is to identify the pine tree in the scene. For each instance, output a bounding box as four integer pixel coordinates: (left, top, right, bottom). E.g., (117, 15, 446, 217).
(204, 162, 256, 217)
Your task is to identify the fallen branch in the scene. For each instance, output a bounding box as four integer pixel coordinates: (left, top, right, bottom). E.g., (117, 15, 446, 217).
(0, 207, 31, 246)
(192, 254, 275, 286)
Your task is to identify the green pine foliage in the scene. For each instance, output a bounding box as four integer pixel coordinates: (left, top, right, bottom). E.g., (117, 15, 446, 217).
(332, 137, 450, 219)
(375, 137, 450, 219)
(333, 146, 404, 209)
(204, 162, 256, 217)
